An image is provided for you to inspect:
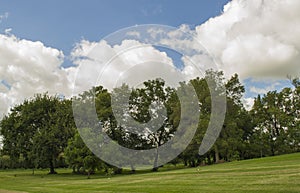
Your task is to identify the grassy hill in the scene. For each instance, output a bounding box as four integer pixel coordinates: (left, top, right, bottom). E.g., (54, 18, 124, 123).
(0, 153, 299, 193)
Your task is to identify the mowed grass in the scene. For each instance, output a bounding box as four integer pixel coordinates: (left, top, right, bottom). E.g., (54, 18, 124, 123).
(0, 153, 299, 193)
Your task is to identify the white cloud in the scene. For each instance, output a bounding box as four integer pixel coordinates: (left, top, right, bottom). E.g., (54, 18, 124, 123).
(0, 33, 72, 118)
(2, 0, 299, 118)
(70, 39, 186, 93)
(0, 33, 190, 118)
(143, 0, 300, 109)
(70, 0, 300, 113)
(151, 0, 300, 80)
(193, 0, 300, 79)
(4, 28, 12, 34)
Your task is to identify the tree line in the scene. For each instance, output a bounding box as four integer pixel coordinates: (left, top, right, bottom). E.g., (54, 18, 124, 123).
(0, 70, 299, 176)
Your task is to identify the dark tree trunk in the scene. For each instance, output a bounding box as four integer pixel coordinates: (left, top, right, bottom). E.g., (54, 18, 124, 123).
(130, 164, 136, 174)
(271, 142, 275, 156)
(190, 160, 196, 167)
(196, 156, 202, 166)
(152, 147, 159, 172)
(207, 154, 213, 165)
(215, 146, 220, 163)
(270, 134, 275, 156)
(114, 168, 123, 174)
(48, 159, 57, 174)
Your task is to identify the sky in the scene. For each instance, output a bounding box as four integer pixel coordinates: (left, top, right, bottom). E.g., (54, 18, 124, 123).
(0, 0, 299, 118)
(0, 0, 228, 57)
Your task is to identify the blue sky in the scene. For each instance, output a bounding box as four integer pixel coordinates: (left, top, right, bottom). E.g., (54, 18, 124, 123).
(0, 0, 229, 58)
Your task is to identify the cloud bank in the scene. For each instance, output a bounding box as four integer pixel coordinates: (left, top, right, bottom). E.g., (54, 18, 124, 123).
(70, 39, 181, 94)
(194, 0, 300, 79)
(1, 0, 300, 117)
(0, 34, 72, 117)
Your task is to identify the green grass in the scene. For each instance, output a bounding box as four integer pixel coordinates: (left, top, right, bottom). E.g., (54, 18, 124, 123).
(0, 153, 300, 193)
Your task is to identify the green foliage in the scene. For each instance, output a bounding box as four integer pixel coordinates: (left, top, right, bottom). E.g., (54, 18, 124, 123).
(0, 155, 11, 169)
(249, 80, 300, 157)
(64, 130, 104, 177)
(1, 71, 299, 174)
(0, 94, 75, 173)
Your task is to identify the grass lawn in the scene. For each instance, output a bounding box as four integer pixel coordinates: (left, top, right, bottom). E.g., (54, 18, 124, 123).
(0, 153, 299, 193)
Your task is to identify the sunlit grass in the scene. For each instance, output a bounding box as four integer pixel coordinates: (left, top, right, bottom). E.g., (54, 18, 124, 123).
(0, 153, 299, 193)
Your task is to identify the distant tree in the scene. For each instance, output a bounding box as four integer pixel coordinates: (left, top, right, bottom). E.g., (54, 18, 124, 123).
(250, 79, 300, 157)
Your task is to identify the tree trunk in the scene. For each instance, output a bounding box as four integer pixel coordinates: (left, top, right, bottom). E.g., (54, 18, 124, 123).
(152, 146, 159, 172)
(196, 156, 202, 166)
(114, 167, 122, 174)
(184, 160, 187, 166)
(215, 146, 220, 163)
(207, 154, 212, 165)
(190, 160, 196, 167)
(270, 135, 275, 156)
(87, 170, 91, 179)
(48, 159, 57, 174)
(271, 142, 275, 156)
(130, 164, 136, 174)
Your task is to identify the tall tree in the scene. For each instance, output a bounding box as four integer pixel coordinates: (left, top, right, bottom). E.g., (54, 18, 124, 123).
(210, 73, 246, 162)
(127, 79, 180, 171)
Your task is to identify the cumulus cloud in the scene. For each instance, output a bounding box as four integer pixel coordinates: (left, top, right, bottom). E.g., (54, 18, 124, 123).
(70, 39, 185, 93)
(0, 33, 72, 118)
(150, 0, 300, 80)
(150, 0, 300, 110)
(0, 31, 192, 118)
(193, 0, 300, 79)
(51, 0, 300, 112)
(73, 0, 300, 99)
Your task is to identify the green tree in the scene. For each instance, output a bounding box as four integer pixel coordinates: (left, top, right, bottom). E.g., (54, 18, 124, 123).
(65, 130, 104, 178)
(180, 70, 226, 166)
(250, 80, 300, 157)
(123, 79, 180, 171)
(0, 94, 75, 173)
